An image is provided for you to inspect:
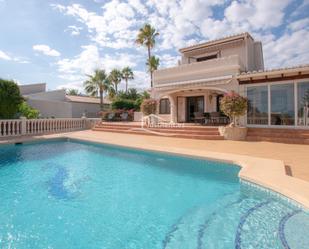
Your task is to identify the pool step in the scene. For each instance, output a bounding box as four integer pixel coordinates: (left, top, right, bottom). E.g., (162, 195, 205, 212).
(93, 122, 223, 140)
(163, 195, 304, 249)
(163, 194, 240, 249)
(246, 128, 309, 145)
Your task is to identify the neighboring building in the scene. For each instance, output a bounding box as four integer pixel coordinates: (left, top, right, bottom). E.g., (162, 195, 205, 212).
(19, 83, 110, 118)
(153, 32, 309, 128)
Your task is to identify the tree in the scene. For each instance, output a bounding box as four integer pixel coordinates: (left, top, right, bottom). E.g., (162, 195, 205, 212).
(0, 79, 23, 119)
(121, 67, 134, 93)
(135, 90, 150, 111)
(146, 56, 160, 81)
(109, 69, 122, 94)
(220, 91, 248, 126)
(18, 102, 40, 119)
(84, 69, 112, 110)
(136, 24, 159, 87)
(66, 88, 79, 96)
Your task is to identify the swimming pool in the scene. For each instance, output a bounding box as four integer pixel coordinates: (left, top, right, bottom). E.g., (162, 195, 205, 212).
(0, 139, 308, 249)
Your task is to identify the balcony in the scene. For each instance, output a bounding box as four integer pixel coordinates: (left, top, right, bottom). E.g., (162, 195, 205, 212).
(153, 55, 244, 87)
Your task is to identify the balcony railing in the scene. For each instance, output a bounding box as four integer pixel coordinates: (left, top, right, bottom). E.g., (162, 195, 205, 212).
(153, 55, 244, 87)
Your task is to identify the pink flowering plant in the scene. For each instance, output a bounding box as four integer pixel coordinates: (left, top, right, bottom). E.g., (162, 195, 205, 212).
(220, 91, 248, 126)
(141, 99, 157, 115)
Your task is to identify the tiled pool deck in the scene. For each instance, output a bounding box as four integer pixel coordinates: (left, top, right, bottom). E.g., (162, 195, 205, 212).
(1, 130, 309, 209)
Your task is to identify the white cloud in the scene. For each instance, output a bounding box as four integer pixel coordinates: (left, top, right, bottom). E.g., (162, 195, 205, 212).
(56, 44, 144, 89)
(0, 50, 30, 63)
(126, 70, 149, 90)
(33, 44, 61, 57)
(225, 0, 292, 30)
(288, 18, 309, 31)
(51, 2, 139, 49)
(66, 25, 83, 36)
(159, 54, 180, 68)
(262, 29, 309, 69)
(0, 50, 11, 60)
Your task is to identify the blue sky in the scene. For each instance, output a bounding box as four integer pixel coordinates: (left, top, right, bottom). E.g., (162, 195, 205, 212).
(0, 0, 308, 92)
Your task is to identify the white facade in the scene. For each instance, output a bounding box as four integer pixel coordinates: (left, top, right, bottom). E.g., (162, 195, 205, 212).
(153, 33, 309, 128)
(19, 83, 110, 118)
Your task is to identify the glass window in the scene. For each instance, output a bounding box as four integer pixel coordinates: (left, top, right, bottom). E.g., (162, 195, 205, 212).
(271, 84, 294, 125)
(159, 99, 170, 114)
(247, 86, 268, 125)
(297, 82, 309, 126)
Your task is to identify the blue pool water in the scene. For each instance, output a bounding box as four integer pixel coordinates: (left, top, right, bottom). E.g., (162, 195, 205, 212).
(0, 139, 308, 249)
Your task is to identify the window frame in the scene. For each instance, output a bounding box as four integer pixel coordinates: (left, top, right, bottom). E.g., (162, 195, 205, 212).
(159, 98, 171, 114)
(244, 79, 309, 129)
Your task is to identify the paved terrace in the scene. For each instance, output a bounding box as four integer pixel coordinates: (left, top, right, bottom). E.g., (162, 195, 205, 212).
(67, 130, 309, 181)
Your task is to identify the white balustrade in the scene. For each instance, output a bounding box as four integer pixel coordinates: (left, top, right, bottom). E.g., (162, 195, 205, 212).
(0, 118, 100, 138)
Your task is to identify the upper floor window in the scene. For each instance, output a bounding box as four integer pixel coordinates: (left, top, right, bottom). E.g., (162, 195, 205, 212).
(159, 98, 170, 114)
(196, 54, 218, 62)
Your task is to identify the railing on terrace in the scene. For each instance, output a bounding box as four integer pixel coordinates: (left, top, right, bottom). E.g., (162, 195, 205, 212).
(0, 118, 101, 138)
(153, 55, 245, 87)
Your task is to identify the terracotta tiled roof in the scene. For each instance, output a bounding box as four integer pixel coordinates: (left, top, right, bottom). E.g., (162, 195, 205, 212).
(179, 32, 253, 53)
(65, 95, 111, 104)
(238, 64, 309, 77)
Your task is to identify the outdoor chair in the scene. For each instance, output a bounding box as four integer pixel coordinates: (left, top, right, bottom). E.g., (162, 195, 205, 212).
(120, 112, 129, 121)
(106, 113, 115, 121)
(193, 112, 205, 124)
(208, 112, 229, 125)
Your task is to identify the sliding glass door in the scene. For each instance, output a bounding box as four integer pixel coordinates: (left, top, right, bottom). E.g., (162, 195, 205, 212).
(247, 86, 268, 125)
(246, 81, 309, 127)
(270, 84, 295, 125)
(297, 82, 309, 126)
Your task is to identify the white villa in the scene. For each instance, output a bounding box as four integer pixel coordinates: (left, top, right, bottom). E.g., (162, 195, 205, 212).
(153, 33, 309, 128)
(19, 83, 110, 118)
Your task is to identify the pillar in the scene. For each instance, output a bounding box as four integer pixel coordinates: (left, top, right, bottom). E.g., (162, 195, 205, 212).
(168, 94, 177, 123)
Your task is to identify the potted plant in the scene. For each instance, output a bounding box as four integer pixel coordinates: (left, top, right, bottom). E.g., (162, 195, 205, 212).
(141, 99, 157, 115)
(141, 99, 158, 126)
(218, 91, 248, 140)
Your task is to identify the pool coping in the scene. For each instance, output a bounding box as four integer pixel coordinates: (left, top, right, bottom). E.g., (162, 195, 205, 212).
(1, 133, 309, 210)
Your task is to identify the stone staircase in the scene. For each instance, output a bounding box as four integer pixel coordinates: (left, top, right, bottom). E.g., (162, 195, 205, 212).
(92, 122, 224, 140)
(246, 128, 309, 145)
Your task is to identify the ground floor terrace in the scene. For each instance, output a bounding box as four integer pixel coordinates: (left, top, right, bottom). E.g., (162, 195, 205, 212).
(154, 66, 309, 129)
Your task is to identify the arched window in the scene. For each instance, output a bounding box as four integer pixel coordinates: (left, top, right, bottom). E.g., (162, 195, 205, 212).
(159, 98, 170, 114)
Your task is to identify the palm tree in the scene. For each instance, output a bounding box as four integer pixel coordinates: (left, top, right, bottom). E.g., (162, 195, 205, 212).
(136, 24, 159, 87)
(66, 88, 79, 96)
(121, 67, 134, 93)
(84, 69, 112, 110)
(146, 56, 160, 81)
(109, 69, 122, 94)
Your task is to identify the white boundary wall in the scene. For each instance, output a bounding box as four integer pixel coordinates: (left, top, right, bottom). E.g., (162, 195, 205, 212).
(0, 118, 101, 138)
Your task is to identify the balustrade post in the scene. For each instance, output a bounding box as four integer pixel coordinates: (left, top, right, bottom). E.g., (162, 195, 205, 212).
(20, 117, 27, 135)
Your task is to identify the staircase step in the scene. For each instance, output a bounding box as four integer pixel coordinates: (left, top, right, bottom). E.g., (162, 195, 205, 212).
(246, 135, 309, 144)
(98, 122, 219, 131)
(94, 126, 220, 135)
(92, 127, 223, 140)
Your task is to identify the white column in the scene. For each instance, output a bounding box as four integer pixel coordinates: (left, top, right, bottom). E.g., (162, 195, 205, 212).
(168, 94, 177, 123)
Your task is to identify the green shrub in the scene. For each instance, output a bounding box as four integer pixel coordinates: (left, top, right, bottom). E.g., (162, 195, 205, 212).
(141, 99, 157, 115)
(18, 102, 40, 119)
(220, 91, 248, 126)
(0, 79, 24, 119)
(112, 99, 136, 110)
